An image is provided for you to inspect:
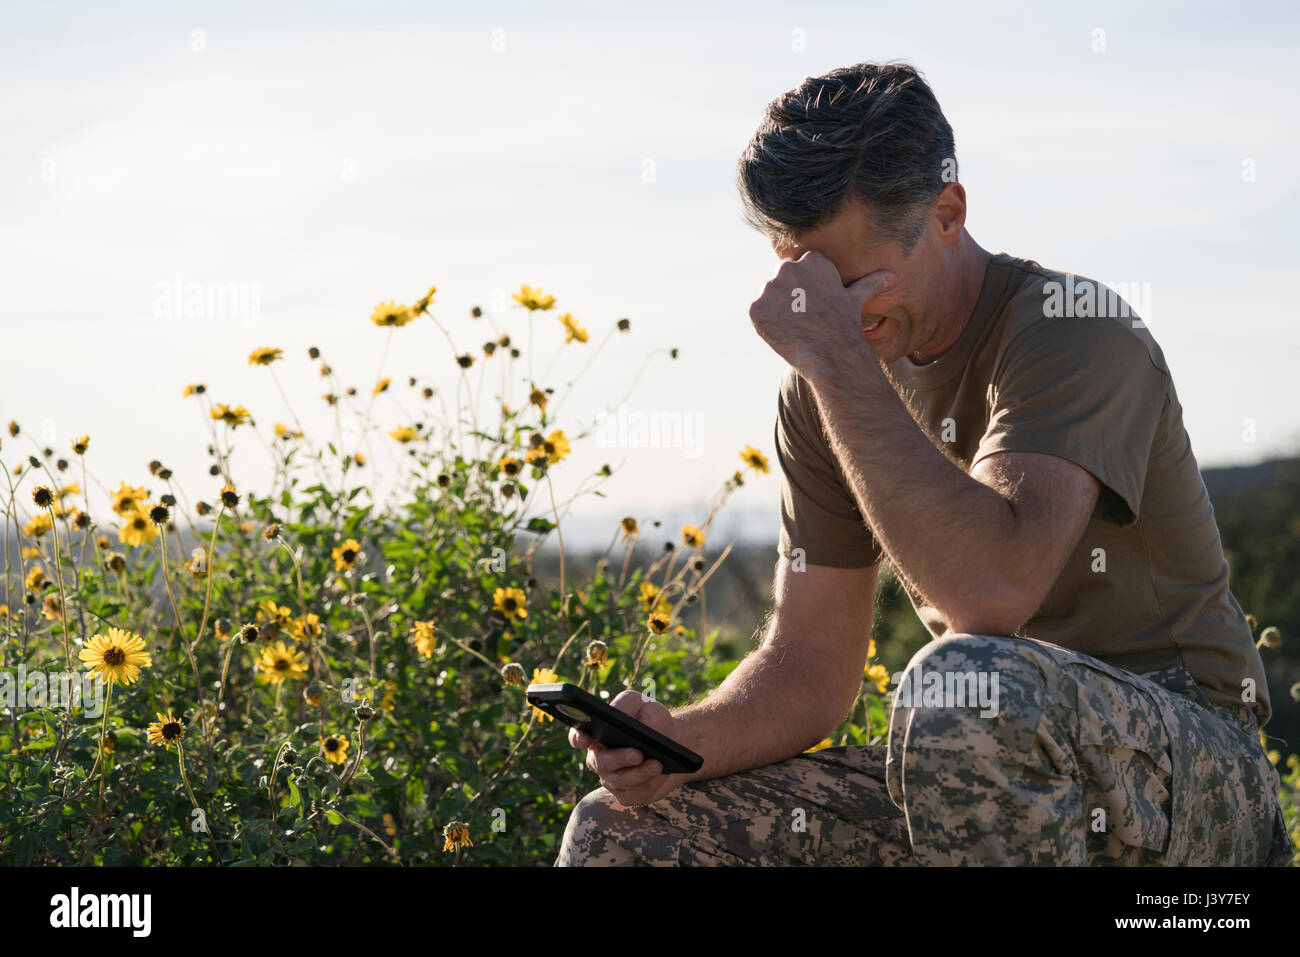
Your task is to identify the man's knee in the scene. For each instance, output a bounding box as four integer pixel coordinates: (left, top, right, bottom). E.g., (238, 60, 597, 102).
(555, 786, 666, 866)
(895, 632, 1044, 719)
(889, 632, 1066, 770)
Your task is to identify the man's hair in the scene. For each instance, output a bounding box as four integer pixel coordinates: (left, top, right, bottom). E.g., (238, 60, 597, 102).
(736, 62, 956, 251)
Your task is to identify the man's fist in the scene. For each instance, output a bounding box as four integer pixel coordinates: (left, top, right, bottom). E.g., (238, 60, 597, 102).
(565, 689, 692, 808)
(748, 250, 896, 379)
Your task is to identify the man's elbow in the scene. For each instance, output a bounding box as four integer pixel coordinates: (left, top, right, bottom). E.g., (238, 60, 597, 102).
(943, 587, 1037, 638)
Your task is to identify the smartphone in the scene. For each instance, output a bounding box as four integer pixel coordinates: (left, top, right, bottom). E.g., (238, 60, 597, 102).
(525, 682, 704, 774)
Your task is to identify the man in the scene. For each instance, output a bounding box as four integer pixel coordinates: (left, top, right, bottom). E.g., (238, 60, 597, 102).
(554, 62, 1292, 866)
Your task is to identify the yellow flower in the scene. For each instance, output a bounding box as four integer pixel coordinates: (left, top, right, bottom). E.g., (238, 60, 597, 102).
(525, 429, 571, 467)
(210, 403, 252, 428)
(182, 383, 205, 398)
(867, 638, 877, 660)
(372, 377, 391, 396)
(321, 734, 350, 764)
(42, 593, 64, 622)
(494, 587, 528, 620)
(558, 313, 589, 344)
(256, 641, 308, 685)
(274, 422, 303, 440)
(259, 600, 293, 632)
(370, 301, 414, 327)
(529, 388, 548, 411)
(681, 524, 706, 548)
(118, 508, 160, 548)
(289, 613, 321, 643)
(442, 821, 473, 851)
(620, 517, 639, 541)
(147, 712, 186, 750)
(512, 285, 556, 311)
(739, 445, 770, 475)
(248, 346, 283, 366)
(805, 737, 833, 753)
(637, 581, 661, 610)
(411, 620, 438, 657)
(332, 538, 362, 571)
(110, 481, 149, 516)
(72, 434, 90, 455)
(23, 513, 52, 538)
(530, 667, 560, 722)
(647, 608, 672, 634)
(25, 566, 46, 591)
(390, 426, 419, 443)
(865, 663, 891, 694)
(412, 286, 437, 315)
(497, 456, 522, 478)
(383, 812, 398, 836)
(79, 627, 152, 686)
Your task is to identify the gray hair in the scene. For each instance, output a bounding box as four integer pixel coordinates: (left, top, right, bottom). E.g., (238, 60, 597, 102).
(736, 62, 956, 250)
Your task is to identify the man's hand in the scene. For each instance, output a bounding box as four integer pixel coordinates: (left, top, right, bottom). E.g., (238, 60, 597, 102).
(748, 250, 896, 379)
(566, 689, 693, 808)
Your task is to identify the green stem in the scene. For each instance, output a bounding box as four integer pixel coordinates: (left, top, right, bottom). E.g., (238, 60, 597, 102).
(178, 740, 221, 864)
(96, 680, 113, 814)
(46, 506, 72, 671)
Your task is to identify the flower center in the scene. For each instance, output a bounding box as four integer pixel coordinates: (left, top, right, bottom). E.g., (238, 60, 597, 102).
(274, 658, 290, 671)
(163, 722, 181, 740)
(326, 738, 339, 751)
(103, 647, 125, 666)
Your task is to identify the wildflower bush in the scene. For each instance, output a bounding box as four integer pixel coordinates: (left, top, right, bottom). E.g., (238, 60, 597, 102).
(0, 282, 895, 866)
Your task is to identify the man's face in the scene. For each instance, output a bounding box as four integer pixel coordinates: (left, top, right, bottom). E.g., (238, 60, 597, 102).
(772, 199, 944, 363)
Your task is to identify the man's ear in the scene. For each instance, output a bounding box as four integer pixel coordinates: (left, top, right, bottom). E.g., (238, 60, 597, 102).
(932, 183, 967, 244)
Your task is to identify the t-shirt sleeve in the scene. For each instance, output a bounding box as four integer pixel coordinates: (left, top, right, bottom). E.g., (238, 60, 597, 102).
(775, 368, 884, 567)
(971, 315, 1169, 527)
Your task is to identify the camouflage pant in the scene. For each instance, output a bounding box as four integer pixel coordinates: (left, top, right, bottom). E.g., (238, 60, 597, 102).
(554, 633, 1294, 866)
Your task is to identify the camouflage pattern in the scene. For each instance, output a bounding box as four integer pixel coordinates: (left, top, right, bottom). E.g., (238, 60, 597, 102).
(886, 633, 1293, 866)
(554, 745, 912, 866)
(555, 633, 1294, 866)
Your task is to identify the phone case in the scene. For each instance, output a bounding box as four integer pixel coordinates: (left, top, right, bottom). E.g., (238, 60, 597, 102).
(525, 683, 704, 774)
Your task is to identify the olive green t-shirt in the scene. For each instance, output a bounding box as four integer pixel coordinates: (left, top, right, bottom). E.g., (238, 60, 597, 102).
(775, 252, 1271, 725)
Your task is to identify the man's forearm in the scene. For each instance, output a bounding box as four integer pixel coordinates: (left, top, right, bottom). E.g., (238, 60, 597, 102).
(668, 635, 851, 784)
(808, 344, 1024, 632)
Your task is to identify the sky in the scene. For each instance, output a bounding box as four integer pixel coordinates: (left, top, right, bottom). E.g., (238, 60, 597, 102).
(3, 0, 1298, 548)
